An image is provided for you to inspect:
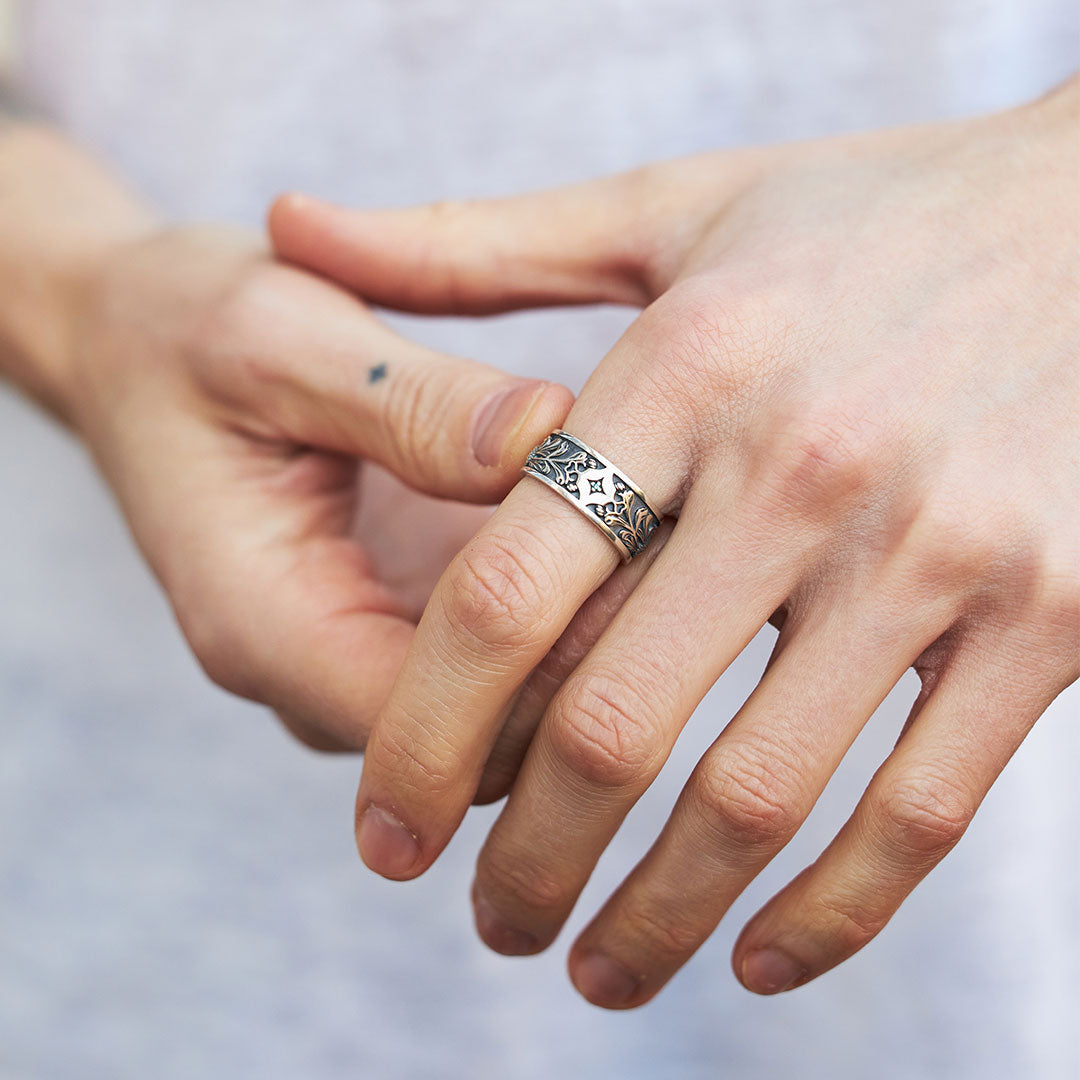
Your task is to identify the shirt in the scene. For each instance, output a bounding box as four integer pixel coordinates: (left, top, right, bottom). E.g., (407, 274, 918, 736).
(2, 3, 1078, 1078)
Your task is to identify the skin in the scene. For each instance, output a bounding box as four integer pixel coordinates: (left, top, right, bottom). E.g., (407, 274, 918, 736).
(271, 75, 1080, 1007)
(0, 121, 573, 752)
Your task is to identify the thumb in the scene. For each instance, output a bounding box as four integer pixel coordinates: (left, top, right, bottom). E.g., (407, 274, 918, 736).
(215, 264, 573, 502)
(268, 171, 675, 315)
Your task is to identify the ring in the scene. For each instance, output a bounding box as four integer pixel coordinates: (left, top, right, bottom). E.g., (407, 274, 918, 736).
(522, 430, 662, 562)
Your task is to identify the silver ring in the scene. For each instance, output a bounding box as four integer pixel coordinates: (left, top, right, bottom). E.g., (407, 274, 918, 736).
(522, 430, 662, 562)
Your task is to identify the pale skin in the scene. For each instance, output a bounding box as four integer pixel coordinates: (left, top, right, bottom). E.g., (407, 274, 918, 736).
(271, 75, 1080, 1007)
(0, 114, 573, 753)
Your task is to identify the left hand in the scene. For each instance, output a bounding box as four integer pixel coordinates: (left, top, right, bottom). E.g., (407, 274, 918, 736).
(271, 78, 1079, 1006)
(64, 223, 570, 752)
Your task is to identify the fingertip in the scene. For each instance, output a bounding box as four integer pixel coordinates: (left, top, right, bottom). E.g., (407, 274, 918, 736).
(268, 190, 311, 219)
(269, 191, 336, 259)
(269, 192, 402, 299)
(733, 940, 809, 995)
(471, 380, 574, 475)
(569, 947, 647, 1010)
(268, 194, 307, 265)
(473, 892, 541, 956)
(511, 382, 576, 464)
(267, 190, 309, 241)
(355, 802, 425, 880)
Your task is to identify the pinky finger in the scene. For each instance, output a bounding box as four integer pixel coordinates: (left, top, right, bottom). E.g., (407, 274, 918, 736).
(732, 630, 1072, 995)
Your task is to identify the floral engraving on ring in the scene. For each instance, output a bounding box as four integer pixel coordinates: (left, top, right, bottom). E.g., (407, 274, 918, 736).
(590, 475, 660, 556)
(523, 433, 600, 497)
(524, 433, 660, 558)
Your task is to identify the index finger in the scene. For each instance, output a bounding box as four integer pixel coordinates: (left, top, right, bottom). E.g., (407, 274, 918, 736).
(354, 422, 684, 879)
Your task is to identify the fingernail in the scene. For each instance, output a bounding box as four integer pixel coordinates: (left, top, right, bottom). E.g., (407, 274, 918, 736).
(572, 950, 642, 1009)
(473, 893, 538, 956)
(740, 947, 807, 994)
(471, 380, 547, 468)
(356, 804, 421, 878)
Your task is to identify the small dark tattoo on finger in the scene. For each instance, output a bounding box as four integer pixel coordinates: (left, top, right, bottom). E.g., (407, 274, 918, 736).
(367, 363, 388, 384)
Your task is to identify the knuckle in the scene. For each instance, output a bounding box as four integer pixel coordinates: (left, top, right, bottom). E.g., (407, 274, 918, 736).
(812, 890, 885, 953)
(369, 723, 459, 799)
(1032, 551, 1080, 644)
(187, 261, 280, 363)
(635, 278, 768, 416)
(872, 774, 975, 860)
(274, 711, 353, 754)
(693, 741, 804, 851)
(379, 363, 447, 478)
(906, 494, 1009, 587)
(417, 200, 482, 307)
(637, 277, 838, 455)
(603, 167, 671, 302)
(182, 260, 313, 409)
(176, 603, 261, 700)
(759, 403, 888, 514)
(200, 658, 259, 700)
(444, 530, 554, 651)
(480, 850, 566, 917)
(1046, 569, 1080, 624)
(615, 900, 702, 959)
(546, 671, 665, 789)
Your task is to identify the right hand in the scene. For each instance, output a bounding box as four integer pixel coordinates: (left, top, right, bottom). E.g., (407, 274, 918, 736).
(270, 83, 1079, 1006)
(59, 223, 571, 749)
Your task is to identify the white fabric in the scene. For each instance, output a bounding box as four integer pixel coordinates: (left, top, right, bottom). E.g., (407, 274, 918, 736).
(1, 2, 1078, 1077)
(0, 2, 14, 69)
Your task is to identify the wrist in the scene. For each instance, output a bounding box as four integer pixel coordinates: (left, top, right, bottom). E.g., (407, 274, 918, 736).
(0, 125, 159, 424)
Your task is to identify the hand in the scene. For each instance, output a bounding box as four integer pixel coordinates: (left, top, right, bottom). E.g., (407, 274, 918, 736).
(62, 224, 571, 749)
(271, 78, 1079, 1004)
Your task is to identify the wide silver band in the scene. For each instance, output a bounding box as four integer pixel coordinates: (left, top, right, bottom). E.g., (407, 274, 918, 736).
(522, 430, 662, 562)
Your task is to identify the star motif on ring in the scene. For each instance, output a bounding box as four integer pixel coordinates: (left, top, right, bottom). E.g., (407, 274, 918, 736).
(588, 478, 606, 495)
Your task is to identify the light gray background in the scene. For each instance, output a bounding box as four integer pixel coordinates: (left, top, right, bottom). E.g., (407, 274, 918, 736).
(2, 2, 1078, 1078)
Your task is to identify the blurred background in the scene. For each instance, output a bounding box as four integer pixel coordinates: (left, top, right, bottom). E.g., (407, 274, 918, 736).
(0, 2, 13, 67)
(0, 3, 1077, 1079)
